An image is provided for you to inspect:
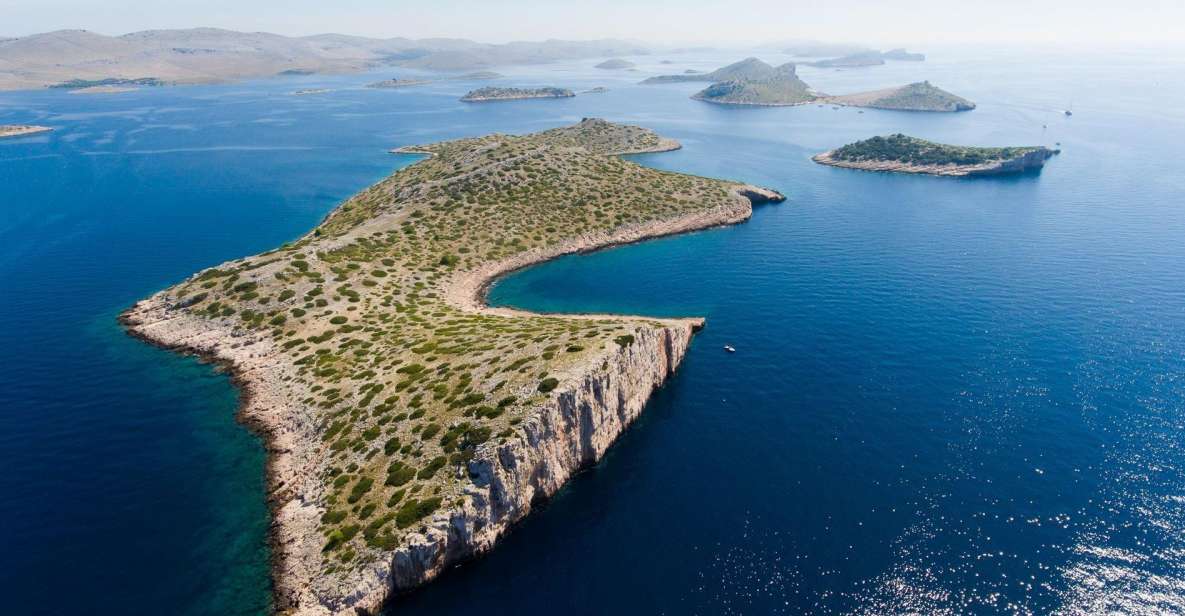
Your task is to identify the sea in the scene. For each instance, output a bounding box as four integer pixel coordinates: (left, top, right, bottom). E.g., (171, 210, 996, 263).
(2, 46, 1185, 615)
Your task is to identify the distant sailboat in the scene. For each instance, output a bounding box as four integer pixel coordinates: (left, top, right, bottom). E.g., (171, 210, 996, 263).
(724, 345, 736, 353)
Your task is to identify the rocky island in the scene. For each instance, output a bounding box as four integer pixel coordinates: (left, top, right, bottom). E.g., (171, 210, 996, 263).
(804, 48, 925, 67)
(452, 71, 504, 80)
(675, 59, 970, 111)
(813, 133, 1057, 176)
(0, 125, 53, 138)
(806, 50, 886, 68)
(691, 63, 817, 106)
(823, 81, 975, 112)
(367, 78, 431, 89)
(121, 118, 783, 615)
(641, 56, 778, 84)
(459, 86, 575, 102)
(595, 58, 635, 69)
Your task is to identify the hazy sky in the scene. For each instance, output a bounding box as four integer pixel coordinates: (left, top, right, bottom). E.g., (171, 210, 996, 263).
(2, 0, 1183, 46)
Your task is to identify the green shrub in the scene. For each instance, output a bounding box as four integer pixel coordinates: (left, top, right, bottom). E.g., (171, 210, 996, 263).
(347, 477, 374, 503)
(537, 377, 559, 393)
(395, 497, 443, 528)
(416, 456, 447, 480)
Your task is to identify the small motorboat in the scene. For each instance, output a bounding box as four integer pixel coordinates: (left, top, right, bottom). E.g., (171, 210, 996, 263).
(723, 345, 736, 353)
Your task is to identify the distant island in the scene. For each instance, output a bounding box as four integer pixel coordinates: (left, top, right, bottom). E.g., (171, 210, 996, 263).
(595, 58, 635, 69)
(49, 77, 164, 89)
(782, 40, 875, 58)
(452, 71, 504, 80)
(813, 134, 1057, 176)
(824, 81, 975, 112)
(0, 125, 53, 139)
(0, 28, 647, 91)
(68, 85, 139, 95)
(367, 78, 431, 89)
(460, 86, 575, 102)
(291, 88, 331, 96)
(122, 118, 783, 615)
(806, 51, 885, 68)
(582, 87, 610, 94)
(691, 63, 816, 106)
(672, 59, 972, 111)
(805, 48, 926, 68)
(641, 57, 777, 84)
(883, 48, 925, 61)
(368, 73, 503, 89)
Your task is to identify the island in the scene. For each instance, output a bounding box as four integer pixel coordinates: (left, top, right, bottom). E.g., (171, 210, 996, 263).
(451, 71, 504, 80)
(121, 118, 784, 615)
(582, 86, 610, 94)
(813, 133, 1057, 176)
(49, 77, 164, 89)
(68, 85, 139, 95)
(783, 41, 874, 58)
(691, 64, 817, 106)
(459, 86, 574, 102)
(669, 59, 971, 111)
(641, 57, 780, 84)
(806, 51, 885, 68)
(292, 88, 332, 96)
(0, 125, 53, 138)
(804, 48, 925, 67)
(595, 58, 635, 69)
(367, 78, 431, 89)
(883, 48, 925, 61)
(0, 29, 648, 91)
(823, 81, 975, 112)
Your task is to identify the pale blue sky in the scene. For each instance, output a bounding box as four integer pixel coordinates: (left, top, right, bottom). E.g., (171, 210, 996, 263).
(2, 0, 1182, 46)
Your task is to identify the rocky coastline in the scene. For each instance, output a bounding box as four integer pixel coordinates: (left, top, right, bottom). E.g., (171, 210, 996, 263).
(813, 147, 1056, 176)
(459, 87, 575, 102)
(0, 125, 53, 138)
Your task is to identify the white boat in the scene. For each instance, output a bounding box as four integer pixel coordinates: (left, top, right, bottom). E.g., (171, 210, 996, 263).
(724, 345, 736, 353)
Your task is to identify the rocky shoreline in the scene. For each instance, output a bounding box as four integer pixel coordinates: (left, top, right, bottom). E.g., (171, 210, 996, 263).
(120, 121, 783, 615)
(812, 148, 1056, 176)
(0, 124, 53, 138)
(459, 87, 575, 102)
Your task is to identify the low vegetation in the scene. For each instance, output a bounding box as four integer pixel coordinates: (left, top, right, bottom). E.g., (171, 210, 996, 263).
(830, 134, 1043, 166)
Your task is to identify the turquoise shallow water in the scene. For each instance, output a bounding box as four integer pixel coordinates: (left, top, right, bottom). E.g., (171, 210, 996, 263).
(3, 49, 1185, 614)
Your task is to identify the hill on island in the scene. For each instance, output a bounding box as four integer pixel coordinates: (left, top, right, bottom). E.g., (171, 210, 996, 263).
(691, 63, 817, 106)
(781, 40, 875, 57)
(595, 58, 636, 69)
(805, 48, 926, 68)
(672, 58, 971, 111)
(883, 48, 925, 61)
(824, 81, 975, 112)
(0, 28, 649, 90)
(641, 57, 782, 84)
(806, 51, 885, 68)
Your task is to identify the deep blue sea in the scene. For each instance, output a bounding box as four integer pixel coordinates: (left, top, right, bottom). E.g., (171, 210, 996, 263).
(3, 48, 1185, 615)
